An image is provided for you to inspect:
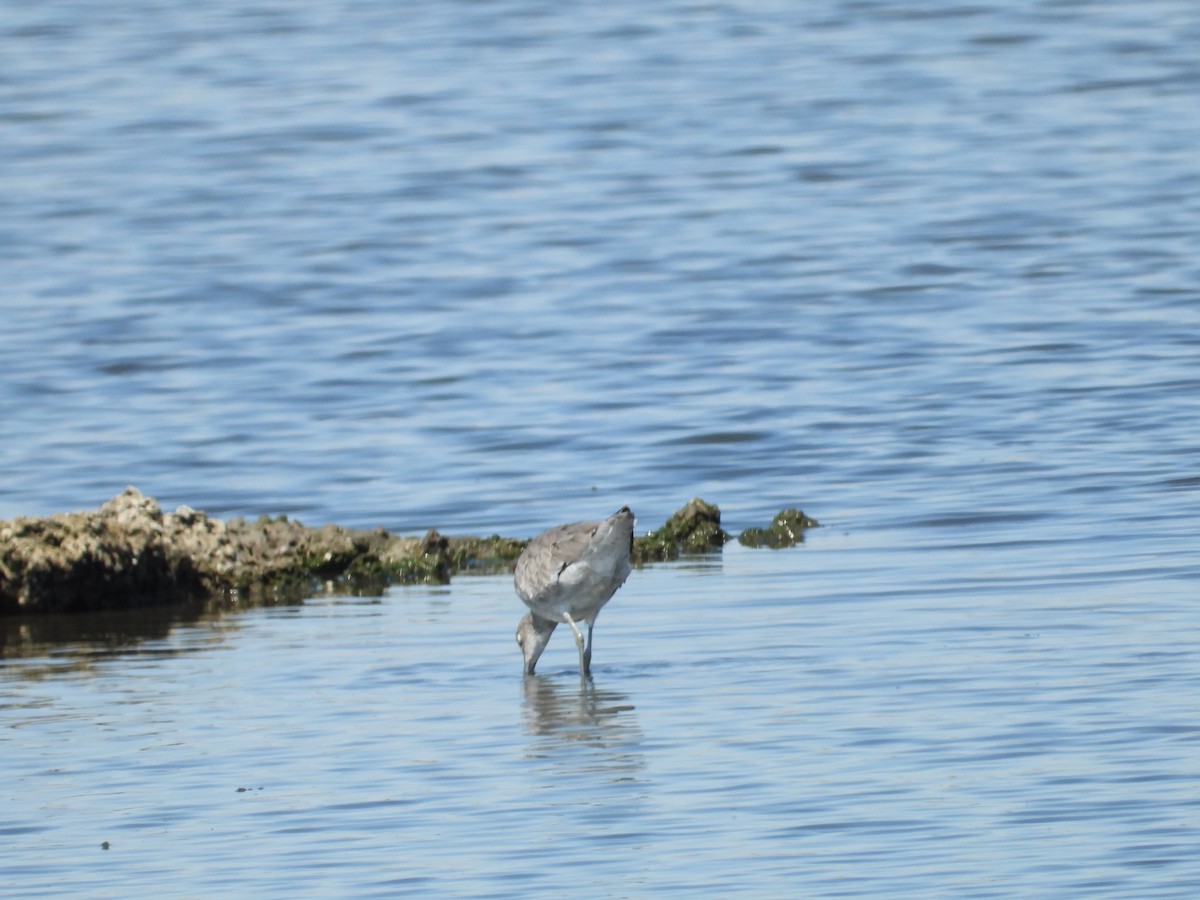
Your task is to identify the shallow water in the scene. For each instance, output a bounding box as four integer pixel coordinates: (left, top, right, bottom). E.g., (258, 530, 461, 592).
(2, 0, 1199, 895)
(4, 541, 1199, 897)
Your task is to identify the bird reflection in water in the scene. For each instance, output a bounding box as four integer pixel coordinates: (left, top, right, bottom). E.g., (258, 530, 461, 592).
(520, 676, 644, 776)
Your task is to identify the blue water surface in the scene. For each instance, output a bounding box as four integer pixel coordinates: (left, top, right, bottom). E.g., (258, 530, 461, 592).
(2, 1, 1198, 896)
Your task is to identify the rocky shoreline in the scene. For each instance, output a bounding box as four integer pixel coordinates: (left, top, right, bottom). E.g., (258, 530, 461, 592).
(0, 488, 817, 615)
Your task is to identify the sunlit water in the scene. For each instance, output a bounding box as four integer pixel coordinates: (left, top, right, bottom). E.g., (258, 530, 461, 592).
(5, 542, 1199, 897)
(2, 0, 1199, 895)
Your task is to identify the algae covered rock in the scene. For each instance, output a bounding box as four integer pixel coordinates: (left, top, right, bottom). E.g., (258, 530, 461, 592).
(1, 489, 815, 615)
(633, 498, 730, 563)
(0, 488, 203, 614)
(737, 508, 819, 548)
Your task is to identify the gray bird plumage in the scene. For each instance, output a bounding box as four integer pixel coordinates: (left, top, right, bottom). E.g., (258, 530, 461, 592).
(514, 506, 635, 677)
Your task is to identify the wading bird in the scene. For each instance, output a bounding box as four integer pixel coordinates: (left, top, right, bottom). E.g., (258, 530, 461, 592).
(514, 506, 634, 677)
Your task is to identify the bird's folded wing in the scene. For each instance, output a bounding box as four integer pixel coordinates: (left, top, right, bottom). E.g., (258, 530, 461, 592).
(515, 521, 599, 603)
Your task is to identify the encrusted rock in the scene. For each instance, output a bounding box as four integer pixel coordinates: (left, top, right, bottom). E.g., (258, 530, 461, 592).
(1, 489, 815, 614)
(633, 497, 730, 563)
(737, 508, 819, 548)
(0, 487, 198, 614)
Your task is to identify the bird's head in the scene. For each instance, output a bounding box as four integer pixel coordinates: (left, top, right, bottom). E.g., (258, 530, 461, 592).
(515, 612, 557, 675)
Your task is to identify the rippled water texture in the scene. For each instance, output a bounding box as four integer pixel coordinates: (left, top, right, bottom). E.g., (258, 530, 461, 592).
(5, 549, 1200, 897)
(2, 0, 1199, 896)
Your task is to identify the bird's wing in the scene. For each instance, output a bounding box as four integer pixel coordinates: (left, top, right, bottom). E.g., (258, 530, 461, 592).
(514, 520, 599, 603)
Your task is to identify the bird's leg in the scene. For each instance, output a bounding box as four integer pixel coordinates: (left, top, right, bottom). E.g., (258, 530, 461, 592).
(562, 613, 588, 678)
(583, 621, 595, 675)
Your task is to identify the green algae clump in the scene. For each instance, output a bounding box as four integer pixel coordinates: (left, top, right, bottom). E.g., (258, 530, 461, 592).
(633, 498, 730, 563)
(737, 508, 819, 549)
